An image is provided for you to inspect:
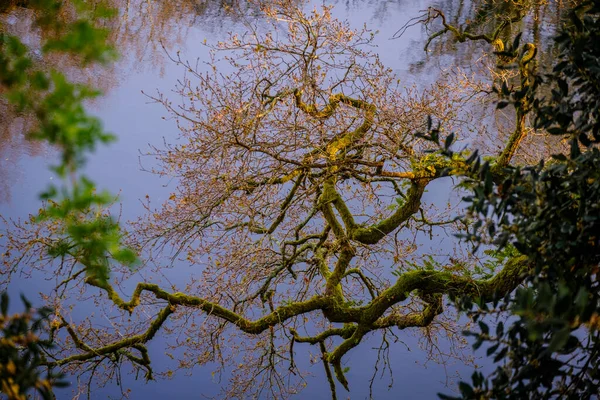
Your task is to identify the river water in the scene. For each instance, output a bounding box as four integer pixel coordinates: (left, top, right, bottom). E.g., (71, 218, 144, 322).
(0, 0, 564, 398)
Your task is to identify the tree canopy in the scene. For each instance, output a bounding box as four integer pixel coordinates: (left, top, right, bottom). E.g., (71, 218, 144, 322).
(2, 0, 597, 399)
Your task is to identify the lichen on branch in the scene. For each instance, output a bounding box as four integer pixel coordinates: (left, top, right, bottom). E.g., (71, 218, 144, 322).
(2, 1, 540, 398)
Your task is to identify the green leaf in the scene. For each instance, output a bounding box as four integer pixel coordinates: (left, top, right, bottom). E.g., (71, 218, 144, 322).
(444, 132, 455, 150)
(1, 291, 8, 316)
(548, 328, 571, 352)
(438, 394, 461, 400)
(486, 343, 499, 356)
(458, 381, 475, 397)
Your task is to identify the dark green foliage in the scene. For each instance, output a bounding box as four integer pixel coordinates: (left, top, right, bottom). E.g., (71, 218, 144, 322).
(440, 0, 600, 398)
(534, 0, 600, 146)
(452, 151, 600, 399)
(0, 292, 67, 399)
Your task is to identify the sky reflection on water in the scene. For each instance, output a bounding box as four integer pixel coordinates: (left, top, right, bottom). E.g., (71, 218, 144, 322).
(0, 0, 525, 398)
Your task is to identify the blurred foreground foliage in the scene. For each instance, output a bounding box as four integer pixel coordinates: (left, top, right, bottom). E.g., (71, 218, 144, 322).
(1, 0, 136, 284)
(1, 0, 133, 397)
(0, 292, 67, 400)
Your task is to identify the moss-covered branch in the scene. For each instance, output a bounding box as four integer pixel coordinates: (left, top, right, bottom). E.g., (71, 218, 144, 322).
(85, 278, 330, 335)
(45, 305, 173, 367)
(290, 325, 356, 344)
(72, 253, 530, 392)
(294, 89, 375, 164)
(423, 7, 524, 52)
(351, 180, 428, 244)
(358, 255, 529, 324)
(327, 324, 370, 391)
(373, 293, 443, 329)
(323, 180, 357, 233)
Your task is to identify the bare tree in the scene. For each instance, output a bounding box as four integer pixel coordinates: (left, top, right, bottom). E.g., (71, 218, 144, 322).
(1, 1, 538, 398)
